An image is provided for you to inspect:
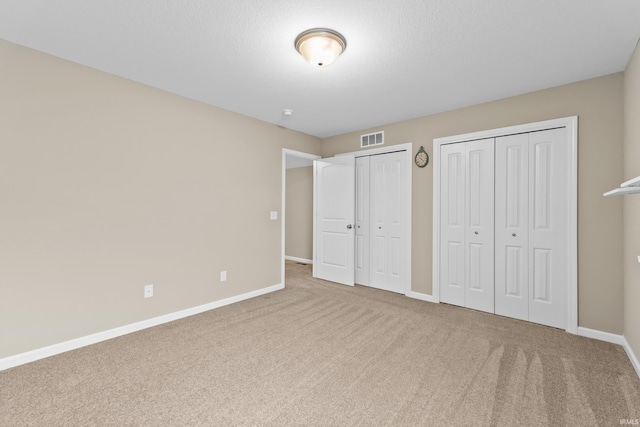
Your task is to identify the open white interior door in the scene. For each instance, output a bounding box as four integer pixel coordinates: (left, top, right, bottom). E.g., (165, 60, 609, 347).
(313, 155, 355, 286)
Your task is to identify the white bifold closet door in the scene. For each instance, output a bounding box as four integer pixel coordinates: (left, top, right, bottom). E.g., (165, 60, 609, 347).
(355, 151, 408, 294)
(495, 128, 569, 329)
(369, 151, 406, 293)
(440, 138, 495, 313)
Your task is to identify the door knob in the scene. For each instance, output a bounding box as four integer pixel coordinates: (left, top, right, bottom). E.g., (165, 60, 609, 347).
(474, 231, 478, 235)
(347, 224, 353, 229)
(512, 233, 516, 237)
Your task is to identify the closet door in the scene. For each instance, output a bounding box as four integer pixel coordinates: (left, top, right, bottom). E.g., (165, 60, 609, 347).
(440, 140, 494, 310)
(370, 151, 405, 293)
(464, 139, 495, 313)
(355, 157, 370, 285)
(495, 129, 569, 329)
(440, 143, 467, 306)
(495, 134, 529, 321)
(528, 128, 568, 329)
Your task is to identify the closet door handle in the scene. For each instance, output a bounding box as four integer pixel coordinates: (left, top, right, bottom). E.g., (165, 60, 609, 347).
(347, 224, 353, 229)
(474, 231, 478, 235)
(512, 233, 516, 237)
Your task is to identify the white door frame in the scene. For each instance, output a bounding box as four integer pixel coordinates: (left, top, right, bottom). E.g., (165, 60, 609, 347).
(335, 142, 413, 295)
(432, 117, 578, 334)
(281, 149, 321, 286)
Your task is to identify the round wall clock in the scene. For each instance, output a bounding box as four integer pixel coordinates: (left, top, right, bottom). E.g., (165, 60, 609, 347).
(415, 146, 429, 168)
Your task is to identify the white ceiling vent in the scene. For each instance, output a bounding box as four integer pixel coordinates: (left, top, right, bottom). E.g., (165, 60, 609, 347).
(361, 131, 384, 148)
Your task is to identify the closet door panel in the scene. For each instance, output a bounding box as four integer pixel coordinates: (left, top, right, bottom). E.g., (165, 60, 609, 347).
(386, 154, 404, 291)
(464, 139, 495, 313)
(495, 134, 529, 321)
(370, 157, 388, 290)
(355, 157, 370, 285)
(370, 152, 405, 292)
(440, 143, 466, 306)
(528, 128, 568, 329)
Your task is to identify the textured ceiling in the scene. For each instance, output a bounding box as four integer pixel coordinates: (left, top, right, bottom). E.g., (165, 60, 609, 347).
(1, 1, 639, 138)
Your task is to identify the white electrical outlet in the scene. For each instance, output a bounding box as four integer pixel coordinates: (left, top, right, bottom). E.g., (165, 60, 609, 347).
(270, 211, 278, 220)
(144, 284, 154, 298)
(220, 271, 227, 282)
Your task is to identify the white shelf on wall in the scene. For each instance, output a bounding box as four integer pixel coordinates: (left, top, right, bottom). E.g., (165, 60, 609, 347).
(604, 175, 640, 196)
(621, 175, 640, 188)
(604, 187, 640, 196)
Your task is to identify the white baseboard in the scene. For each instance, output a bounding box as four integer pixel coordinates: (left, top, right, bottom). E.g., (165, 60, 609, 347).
(285, 256, 312, 264)
(577, 327, 625, 345)
(406, 291, 437, 303)
(4, 286, 638, 381)
(577, 327, 640, 379)
(622, 336, 640, 379)
(0, 283, 284, 372)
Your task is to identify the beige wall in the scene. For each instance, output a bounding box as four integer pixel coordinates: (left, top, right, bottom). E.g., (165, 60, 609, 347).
(1, 36, 631, 360)
(285, 166, 313, 261)
(0, 40, 322, 358)
(322, 74, 625, 334)
(624, 41, 640, 360)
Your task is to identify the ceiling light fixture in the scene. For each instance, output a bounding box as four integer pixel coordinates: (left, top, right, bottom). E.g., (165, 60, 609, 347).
(295, 28, 347, 67)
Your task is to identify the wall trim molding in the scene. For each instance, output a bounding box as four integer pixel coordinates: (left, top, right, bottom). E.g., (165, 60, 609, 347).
(623, 336, 640, 379)
(406, 291, 437, 303)
(0, 283, 284, 372)
(3, 285, 638, 380)
(285, 256, 313, 264)
(577, 327, 639, 379)
(577, 326, 624, 345)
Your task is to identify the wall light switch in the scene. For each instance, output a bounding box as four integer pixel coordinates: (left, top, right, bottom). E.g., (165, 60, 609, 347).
(637, 255, 640, 264)
(270, 211, 278, 220)
(220, 271, 227, 282)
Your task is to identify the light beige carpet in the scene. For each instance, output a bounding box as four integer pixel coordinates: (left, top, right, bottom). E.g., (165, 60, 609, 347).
(2, 261, 639, 426)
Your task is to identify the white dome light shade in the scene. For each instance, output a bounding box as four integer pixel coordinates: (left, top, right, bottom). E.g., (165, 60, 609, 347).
(295, 28, 347, 67)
